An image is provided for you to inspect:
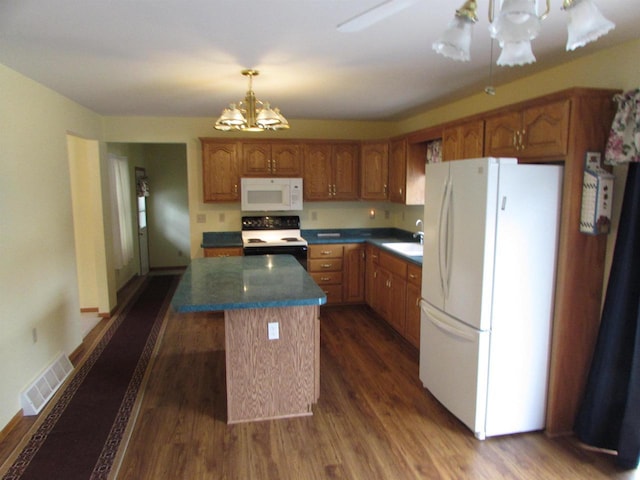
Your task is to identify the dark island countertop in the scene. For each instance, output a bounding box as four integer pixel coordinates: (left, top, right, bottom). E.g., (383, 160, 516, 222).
(171, 255, 327, 313)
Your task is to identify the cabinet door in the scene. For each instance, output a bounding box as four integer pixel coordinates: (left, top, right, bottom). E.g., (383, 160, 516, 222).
(460, 120, 485, 159)
(521, 100, 570, 158)
(303, 143, 333, 200)
(442, 126, 461, 161)
(405, 281, 421, 348)
(202, 141, 240, 202)
(271, 143, 302, 176)
(241, 142, 271, 175)
(484, 112, 521, 157)
(365, 245, 379, 307)
(387, 272, 407, 335)
(333, 143, 360, 200)
(389, 139, 407, 203)
(343, 244, 365, 303)
(360, 142, 389, 200)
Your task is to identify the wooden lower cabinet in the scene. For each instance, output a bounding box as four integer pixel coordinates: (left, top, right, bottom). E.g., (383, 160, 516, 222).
(364, 245, 421, 347)
(204, 247, 243, 257)
(405, 264, 422, 348)
(343, 244, 366, 303)
(308, 244, 344, 304)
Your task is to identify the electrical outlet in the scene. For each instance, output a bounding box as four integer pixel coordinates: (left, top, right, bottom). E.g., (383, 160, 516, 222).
(32, 327, 37, 344)
(219, 213, 226, 222)
(196, 213, 206, 223)
(311, 211, 318, 221)
(384, 210, 390, 219)
(268, 322, 279, 340)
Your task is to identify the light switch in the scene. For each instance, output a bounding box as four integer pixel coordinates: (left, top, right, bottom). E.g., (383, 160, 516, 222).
(268, 322, 279, 340)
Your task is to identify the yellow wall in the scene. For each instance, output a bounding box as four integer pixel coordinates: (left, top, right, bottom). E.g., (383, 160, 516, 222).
(0, 64, 104, 428)
(1, 38, 638, 433)
(396, 38, 640, 134)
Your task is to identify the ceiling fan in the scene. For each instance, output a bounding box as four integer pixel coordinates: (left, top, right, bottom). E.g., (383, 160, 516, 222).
(337, 0, 420, 32)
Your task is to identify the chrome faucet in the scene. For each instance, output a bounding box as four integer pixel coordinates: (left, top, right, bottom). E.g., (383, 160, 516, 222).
(413, 219, 424, 245)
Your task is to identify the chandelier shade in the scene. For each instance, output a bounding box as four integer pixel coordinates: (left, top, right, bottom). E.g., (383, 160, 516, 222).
(564, 0, 616, 51)
(214, 69, 289, 132)
(489, 0, 543, 43)
(496, 39, 537, 65)
(433, 0, 615, 67)
(431, 1, 478, 62)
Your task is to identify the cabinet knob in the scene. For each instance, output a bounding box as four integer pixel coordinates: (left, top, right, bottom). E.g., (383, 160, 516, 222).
(321, 263, 333, 268)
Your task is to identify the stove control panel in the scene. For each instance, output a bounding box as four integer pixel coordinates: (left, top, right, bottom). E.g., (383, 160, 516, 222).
(241, 215, 301, 231)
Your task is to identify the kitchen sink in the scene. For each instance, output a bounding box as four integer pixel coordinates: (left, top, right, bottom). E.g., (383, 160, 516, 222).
(382, 242, 424, 257)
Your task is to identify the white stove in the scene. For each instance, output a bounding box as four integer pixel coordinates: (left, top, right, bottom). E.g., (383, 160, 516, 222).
(241, 216, 308, 269)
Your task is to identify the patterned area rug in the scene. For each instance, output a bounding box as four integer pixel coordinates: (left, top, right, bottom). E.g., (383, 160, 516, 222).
(1, 275, 178, 480)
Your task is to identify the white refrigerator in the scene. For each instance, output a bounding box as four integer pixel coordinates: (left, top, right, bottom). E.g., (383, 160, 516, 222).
(419, 157, 563, 440)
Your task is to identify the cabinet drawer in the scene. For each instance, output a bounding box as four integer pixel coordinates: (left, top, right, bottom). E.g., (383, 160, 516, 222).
(309, 258, 343, 272)
(319, 284, 343, 304)
(309, 244, 344, 259)
(379, 251, 407, 278)
(407, 263, 421, 286)
(310, 272, 343, 285)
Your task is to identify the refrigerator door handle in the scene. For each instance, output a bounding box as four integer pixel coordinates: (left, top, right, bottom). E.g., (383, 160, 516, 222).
(440, 178, 453, 299)
(438, 178, 451, 298)
(420, 299, 475, 342)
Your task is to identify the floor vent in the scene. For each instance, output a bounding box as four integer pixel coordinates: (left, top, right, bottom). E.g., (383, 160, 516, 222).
(21, 353, 73, 416)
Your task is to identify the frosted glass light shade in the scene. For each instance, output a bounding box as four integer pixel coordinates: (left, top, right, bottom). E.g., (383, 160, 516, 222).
(497, 40, 536, 66)
(490, 0, 541, 43)
(256, 103, 281, 126)
(218, 104, 246, 126)
(432, 16, 474, 62)
(565, 0, 615, 51)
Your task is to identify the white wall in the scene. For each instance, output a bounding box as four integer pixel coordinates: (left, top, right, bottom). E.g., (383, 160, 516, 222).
(0, 64, 104, 428)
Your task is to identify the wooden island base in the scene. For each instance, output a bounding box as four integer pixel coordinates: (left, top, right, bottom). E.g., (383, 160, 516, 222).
(224, 305, 320, 424)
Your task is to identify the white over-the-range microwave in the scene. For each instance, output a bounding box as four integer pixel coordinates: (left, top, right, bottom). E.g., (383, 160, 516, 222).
(240, 177, 303, 211)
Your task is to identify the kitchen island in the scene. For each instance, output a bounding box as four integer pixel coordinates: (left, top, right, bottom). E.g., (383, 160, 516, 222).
(171, 255, 326, 423)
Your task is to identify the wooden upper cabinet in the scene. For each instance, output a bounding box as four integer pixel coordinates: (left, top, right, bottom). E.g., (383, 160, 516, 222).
(333, 143, 359, 200)
(389, 138, 407, 203)
(360, 142, 389, 201)
(241, 141, 302, 176)
(200, 139, 240, 202)
(389, 138, 427, 205)
(303, 142, 359, 201)
(484, 100, 570, 159)
(442, 119, 484, 161)
(304, 143, 333, 200)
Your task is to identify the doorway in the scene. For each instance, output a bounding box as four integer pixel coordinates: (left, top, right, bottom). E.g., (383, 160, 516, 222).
(135, 167, 150, 276)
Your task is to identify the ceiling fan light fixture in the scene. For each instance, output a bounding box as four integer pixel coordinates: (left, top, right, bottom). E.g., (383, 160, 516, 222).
(214, 70, 289, 132)
(489, 0, 542, 43)
(432, 3, 478, 62)
(496, 39, 537, 66)
(563, 0, 615, 51)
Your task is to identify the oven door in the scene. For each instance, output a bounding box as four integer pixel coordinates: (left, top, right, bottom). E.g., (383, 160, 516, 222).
(242, 245, 308, 270)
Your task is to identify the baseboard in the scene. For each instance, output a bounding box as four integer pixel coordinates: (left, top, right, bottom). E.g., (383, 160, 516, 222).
(80, 307, 99, 313)
(0, 411, 23, 444)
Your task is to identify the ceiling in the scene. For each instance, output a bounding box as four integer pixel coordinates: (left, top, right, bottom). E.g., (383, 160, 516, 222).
(1, 0, 637, 122)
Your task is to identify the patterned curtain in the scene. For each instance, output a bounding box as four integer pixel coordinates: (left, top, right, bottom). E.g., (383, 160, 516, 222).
(605, 88, 640, 165)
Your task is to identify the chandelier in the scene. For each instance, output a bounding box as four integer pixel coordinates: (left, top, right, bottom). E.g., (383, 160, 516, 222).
(214, 69, 290, 132)
(433, 0, 615, 67)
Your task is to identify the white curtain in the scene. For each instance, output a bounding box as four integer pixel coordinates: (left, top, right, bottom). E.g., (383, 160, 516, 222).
(109, 154, 134, 269)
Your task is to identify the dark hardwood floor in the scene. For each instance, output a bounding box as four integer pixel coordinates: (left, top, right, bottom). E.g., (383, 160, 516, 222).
(112, 304, 636, 479)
